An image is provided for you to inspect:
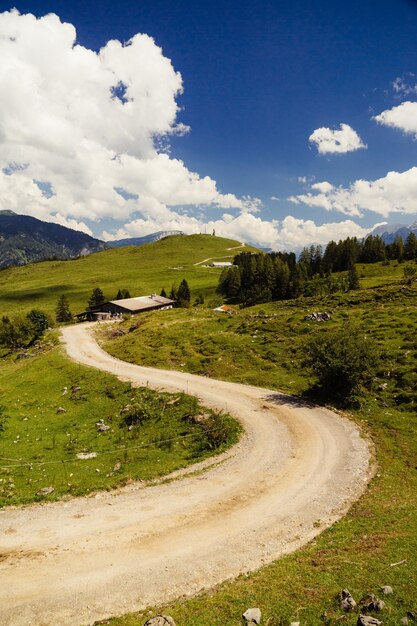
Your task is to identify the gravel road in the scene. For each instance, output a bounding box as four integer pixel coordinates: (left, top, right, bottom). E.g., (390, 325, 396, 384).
(0, 323, 372, 626)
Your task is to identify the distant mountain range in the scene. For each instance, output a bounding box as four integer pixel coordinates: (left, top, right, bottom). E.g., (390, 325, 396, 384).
(370, 220, 417, 244)
(107, 230, 184, 248)
(0, 210, 107, 268)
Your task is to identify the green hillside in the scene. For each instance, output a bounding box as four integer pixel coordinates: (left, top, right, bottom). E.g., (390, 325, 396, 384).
(0, 234, 253, 318)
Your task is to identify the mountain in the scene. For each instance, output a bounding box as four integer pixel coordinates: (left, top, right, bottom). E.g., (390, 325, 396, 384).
(107, 230, 184, 248)
(0, 210, 107, 268)
(370, 220, 417, 244)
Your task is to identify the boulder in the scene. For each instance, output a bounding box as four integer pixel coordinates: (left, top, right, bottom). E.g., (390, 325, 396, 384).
(357, 616, 383, 626)
(340, 589, 357, 612)
(37, 486, 54, 496)
(243, 608, 261, 624)
(56, 407, 66, 414)
(360, 594, 385, 612)
(380, 585, 393, 595)
(143, 616, 176, 626)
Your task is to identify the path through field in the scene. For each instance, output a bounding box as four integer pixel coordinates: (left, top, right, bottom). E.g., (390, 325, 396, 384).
(0, 324, 371, 626)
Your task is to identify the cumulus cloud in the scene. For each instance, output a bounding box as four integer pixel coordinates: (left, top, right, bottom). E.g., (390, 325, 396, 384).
(290, 166, 417, 218)
(102, 211, 372, 251)
(374, 101, 417, 138)
(0, 10, 252, 235)
(309, 123, 367, 154)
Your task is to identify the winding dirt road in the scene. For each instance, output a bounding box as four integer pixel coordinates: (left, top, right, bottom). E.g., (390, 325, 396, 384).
(0, 324, 372, 626)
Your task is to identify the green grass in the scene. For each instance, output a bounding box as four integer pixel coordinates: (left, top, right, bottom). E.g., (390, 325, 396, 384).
(0, 234, 253, 319)
(0, 337, 240, 508)
(97, 263, 417, 626)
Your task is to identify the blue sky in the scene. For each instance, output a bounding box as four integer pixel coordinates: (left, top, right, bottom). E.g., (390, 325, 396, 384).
(1, 0, 417, 249)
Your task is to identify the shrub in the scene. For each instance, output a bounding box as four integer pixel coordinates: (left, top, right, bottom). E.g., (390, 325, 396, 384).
(303, 324, 381, 405)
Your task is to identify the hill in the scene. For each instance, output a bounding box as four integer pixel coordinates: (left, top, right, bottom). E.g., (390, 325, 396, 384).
(107, 230, 184, 248)
(0, 234, 254, 318)
(0, 210, 107, 268)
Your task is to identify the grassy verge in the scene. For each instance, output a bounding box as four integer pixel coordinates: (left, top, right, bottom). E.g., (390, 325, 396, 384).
(98, 266, 417, 626)
(0, 336, 240, 508)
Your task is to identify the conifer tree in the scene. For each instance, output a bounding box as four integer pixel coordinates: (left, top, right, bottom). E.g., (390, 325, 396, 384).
(160, 287, 167, 297)
(87, 287, 105, 309)
(347, 265, 360, 290)
(56, 295, 72, 323)
(177, 279, 191, 307)
(115, 288, 130, 300)
(405, 232, 417, 260)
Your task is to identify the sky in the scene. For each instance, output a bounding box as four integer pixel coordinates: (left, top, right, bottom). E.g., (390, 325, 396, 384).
(1, 0, 417, 250)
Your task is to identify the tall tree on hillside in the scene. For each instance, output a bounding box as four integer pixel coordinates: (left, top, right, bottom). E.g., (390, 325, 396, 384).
(160, 287, 167, 297)
(56, 295, 72, 323)
(87, 287, 105, 309)
(405, 232, 417, 260)
(347, 265, 360, 290)
(169, 285, 178, 300)
(115, 288, 130, 300)
(177, 279, 191, 308)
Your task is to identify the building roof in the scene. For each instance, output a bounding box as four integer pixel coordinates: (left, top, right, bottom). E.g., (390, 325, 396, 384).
(109, 294, 175, 312)
(213, 304, 236, 313)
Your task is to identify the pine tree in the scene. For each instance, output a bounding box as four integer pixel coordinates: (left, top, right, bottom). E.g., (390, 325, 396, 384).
(87, 287, 105, 309)
(169, 285, 178, 300)
(26, 309, 50, 338)
(115, 288, 130, 300)
(160, 287, 167, 297)
(405, 232, 417, 260)
(56, 295, 72, 323)
(177, 279, 191, 308)
(347, 265, 360, 290)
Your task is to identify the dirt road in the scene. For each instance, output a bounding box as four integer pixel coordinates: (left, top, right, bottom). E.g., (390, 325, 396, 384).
(0, 323, 372, 626)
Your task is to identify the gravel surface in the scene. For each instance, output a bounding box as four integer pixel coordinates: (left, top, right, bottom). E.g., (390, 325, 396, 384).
(0, 323, 372, 626)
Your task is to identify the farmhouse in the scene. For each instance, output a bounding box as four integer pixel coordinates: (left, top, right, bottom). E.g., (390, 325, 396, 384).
(76, 294, 175, 321)
(209, 261, 233, 268)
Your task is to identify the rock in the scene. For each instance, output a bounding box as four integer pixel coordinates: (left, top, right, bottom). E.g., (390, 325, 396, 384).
(71, 385, 81, 392)
(56, 407, 66, 414)
(113, 462, 121, 471)
(62, 387, 68, 395)
(400, 618, 409, 626)
(243, 608, 261, 624)
(16, 352, 32, 359)
(143, 616, 176, 626)
(96, 423, 110, 432)
(37, 486, 54, 496)
(304, 312, 332, 322)
(109, 329, 125, 337)
(406, 612, 417, 621)
(380, 585, 393, 595)
(357, 617, 383, 626)
(76, 452, 97, 460)
(340, 589, 357, 612)
(360, 594, 385, 612)
(290, 622, 300, 626)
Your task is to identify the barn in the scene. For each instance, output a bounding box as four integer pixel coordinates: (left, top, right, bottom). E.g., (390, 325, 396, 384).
(76, 294, 175, 321)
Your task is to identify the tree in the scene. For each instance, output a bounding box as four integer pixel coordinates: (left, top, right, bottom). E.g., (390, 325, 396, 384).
(403, 265, 417, 285)
(169, 284, 178, 300)
(26, 309, 50, 338)
(303, 325, 381, 405)
(56, 295, 72, 323)
(405, 232, 417, 260)
(177, 279, 191, 307)
(115, 288, 130, 300)
(347, 265, 360, 290)
(160, 287, 167, 297)
(87, 287, 105, 309)
(0, 315, 35, 350)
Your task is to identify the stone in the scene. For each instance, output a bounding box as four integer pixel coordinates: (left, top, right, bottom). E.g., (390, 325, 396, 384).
(243, 608, 261, 624)
(360, 594, 385, 612)
(357, 617, 383, 626)
(340, 589, 357, 612)
(143, 616, 176, 626)
(96, 423, 110, 432)
(71, 385, 81, 392)
(76, 452, 97, 460)
(380, 585, 393, 595)
(400, 618, 409, 626)
(37, 486, 54, 496)
(56, 407, 66, 414)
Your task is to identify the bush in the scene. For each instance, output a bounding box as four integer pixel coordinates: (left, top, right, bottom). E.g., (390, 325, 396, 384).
(303, 324, 381, 405)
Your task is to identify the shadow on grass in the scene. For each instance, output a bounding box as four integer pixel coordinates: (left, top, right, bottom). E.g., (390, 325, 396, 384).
(2, 284, 75, 301)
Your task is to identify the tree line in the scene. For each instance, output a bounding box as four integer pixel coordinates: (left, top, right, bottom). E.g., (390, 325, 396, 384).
(217, 232, 417, 306)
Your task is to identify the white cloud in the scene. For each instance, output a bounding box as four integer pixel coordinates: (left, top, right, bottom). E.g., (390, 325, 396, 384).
(309, 123, 367, 154)
(290, 166, 417, 218)
(374, 101, 417, 138)
(102, 211, 372, 251)
(0, 10, 253, 233)
(392, 74, 417, 96)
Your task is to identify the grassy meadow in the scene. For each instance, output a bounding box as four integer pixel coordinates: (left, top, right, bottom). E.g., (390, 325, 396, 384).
(97, 260, 417, 626)
(0, 234, 252, 319)
(0, 337, 240, 507)
(1, 238, 416, 624)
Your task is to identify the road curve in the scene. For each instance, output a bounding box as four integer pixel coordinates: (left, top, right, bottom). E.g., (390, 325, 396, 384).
(0, 323, 371, 626)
